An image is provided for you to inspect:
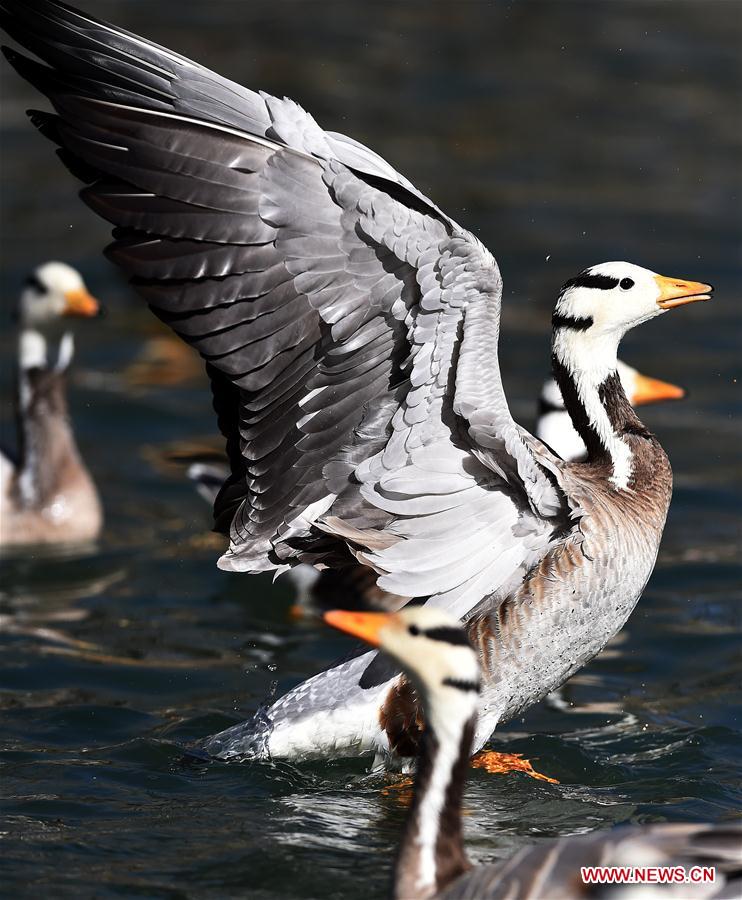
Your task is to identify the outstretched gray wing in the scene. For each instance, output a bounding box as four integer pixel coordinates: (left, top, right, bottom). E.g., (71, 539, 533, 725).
(1, 0, 568, 615)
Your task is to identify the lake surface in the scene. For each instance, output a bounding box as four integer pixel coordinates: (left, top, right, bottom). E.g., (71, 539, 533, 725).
(1, 1, 740, 897)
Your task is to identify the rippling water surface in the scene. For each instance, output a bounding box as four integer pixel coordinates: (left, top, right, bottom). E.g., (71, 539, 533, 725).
(1, 1, 740, 897)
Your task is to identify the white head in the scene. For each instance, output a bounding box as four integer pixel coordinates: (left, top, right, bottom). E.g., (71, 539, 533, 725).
(553, 261, 712, 339)
(19, 261, 100, 329)
(550, 262, 710, 486)
(18, 262, 100, 372)
(325, 606, 480, 740)
(552, 261, 711, 388)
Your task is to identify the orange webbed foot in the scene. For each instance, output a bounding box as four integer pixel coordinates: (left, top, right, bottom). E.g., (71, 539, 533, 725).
(471, 750, 558, 784)
(381, 774, 414, 806)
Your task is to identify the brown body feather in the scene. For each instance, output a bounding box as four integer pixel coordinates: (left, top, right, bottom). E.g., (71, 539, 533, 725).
(1, 368, 101, 547)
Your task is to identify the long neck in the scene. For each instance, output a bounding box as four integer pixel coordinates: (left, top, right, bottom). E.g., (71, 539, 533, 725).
(15, 331, 80, 508)
(393, 713, 474, 900)
(551, 327, 650, 489)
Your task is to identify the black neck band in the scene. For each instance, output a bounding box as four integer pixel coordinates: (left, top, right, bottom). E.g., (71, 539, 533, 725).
(552, 313, 594, 331)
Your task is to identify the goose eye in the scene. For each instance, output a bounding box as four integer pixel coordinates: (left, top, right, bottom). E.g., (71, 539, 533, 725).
(408, 625, 420, 636)
(619, 277, 635, 290)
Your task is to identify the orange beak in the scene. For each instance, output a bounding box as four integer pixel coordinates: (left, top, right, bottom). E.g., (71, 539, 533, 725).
(655, 275, 713, 310)
(632, 373, 686, 406)
(323, 610, 395, 647)
(63, 288, 100, 317)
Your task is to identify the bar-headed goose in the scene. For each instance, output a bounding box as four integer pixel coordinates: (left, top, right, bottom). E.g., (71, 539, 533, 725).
(537, 360, 685, 463)
(1, 1, 713, 765)
(1, 261, 102, 548)
(326, 607, 742, 900)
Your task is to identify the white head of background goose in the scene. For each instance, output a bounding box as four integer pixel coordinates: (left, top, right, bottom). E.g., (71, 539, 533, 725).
(326, 607, 741, 900)
(550, 262, 710, 488)
(1, 261, 103, 548)
(17, 261, 100, 371)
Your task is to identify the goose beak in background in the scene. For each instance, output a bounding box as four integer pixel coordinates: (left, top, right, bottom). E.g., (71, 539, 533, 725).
(324, 609, 396, 646)
(632, 373, 686, 406)
(63, 288, 101, 317)
(655, 275, 713, 309)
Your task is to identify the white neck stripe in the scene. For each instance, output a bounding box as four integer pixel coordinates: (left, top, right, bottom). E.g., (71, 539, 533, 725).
(552, 328, 633, 489)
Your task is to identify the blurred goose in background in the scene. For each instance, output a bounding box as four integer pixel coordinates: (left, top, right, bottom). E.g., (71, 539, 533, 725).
(1, 261, 102, 548)
(326, 606, 742, 900)
(0, 1, 713, 767)
(187, 460, 230, 509)
(537, 360, 685, 462)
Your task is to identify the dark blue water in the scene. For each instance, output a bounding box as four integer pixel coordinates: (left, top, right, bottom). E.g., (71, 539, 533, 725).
(1, 1, 740, 897)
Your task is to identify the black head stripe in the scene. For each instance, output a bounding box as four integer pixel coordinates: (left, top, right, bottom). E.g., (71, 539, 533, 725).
(442, 676, 480, 693)
(423, 626, 471, 646)
(562, 273, 620, 292)
(25, 273, 46, 294)
(552, 312, 594, 331)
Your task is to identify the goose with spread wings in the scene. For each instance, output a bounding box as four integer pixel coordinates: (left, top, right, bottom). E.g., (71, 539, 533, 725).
(0, 0, 712, 766)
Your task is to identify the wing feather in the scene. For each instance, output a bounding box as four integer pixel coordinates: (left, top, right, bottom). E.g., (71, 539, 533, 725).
(1, 0, 568, 615)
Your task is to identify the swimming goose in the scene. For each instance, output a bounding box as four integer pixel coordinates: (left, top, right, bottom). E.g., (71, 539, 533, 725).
(0, 1, 713, 764)
(325, 606, 742, 900)
(537, 360, 685, 463)
(0, 261, 102, 548)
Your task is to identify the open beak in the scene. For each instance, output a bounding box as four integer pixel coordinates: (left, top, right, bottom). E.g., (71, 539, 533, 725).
(655, 275, 713, 310)
(632, 373, 686, 406)
(63, 288, 100, 317)
(323, 609, 395, 647)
